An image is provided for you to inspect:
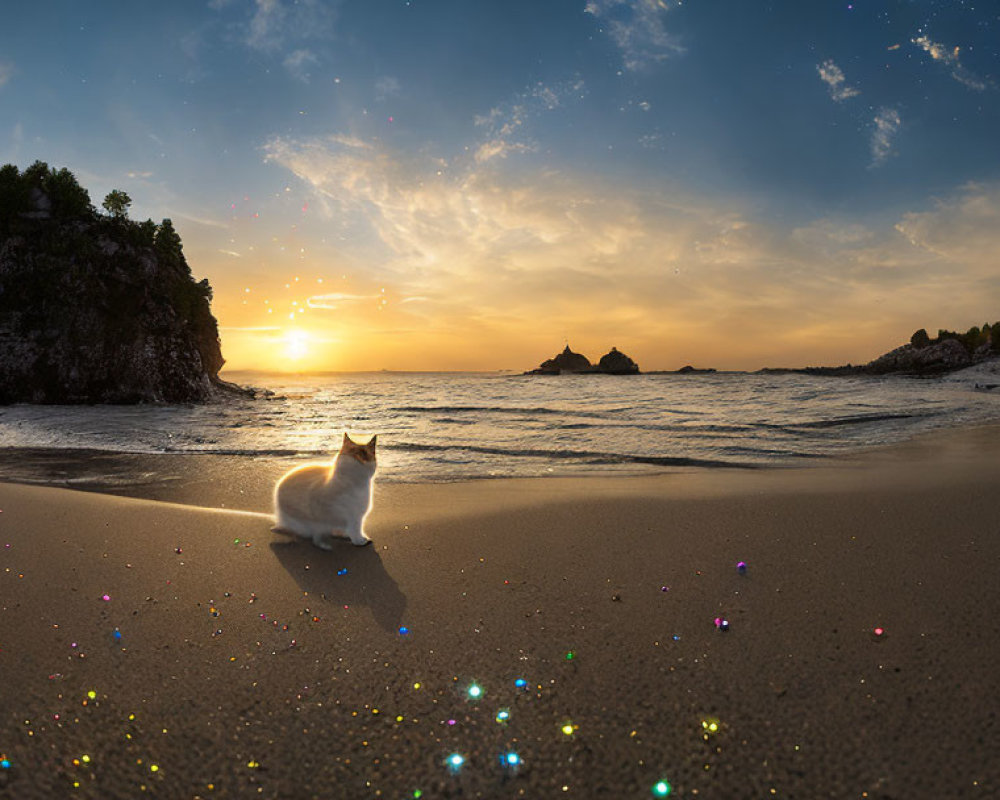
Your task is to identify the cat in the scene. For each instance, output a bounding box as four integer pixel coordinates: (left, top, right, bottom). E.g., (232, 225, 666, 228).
(272, 433, 377, 548)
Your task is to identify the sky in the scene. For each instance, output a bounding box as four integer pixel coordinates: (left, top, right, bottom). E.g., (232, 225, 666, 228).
(1, 0, 999, 372)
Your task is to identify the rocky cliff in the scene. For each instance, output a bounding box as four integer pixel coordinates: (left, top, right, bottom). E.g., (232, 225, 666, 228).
(0, 162, 234, 403)
(764, 324, 999, 377)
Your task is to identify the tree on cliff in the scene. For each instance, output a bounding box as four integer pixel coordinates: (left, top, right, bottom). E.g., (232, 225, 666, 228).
(0, 161, 92, 225)
(0, 163, 228, 403)
(155, 218, 183, 257)
(102, 189, 132, 219)
(910, 328, 930, 349)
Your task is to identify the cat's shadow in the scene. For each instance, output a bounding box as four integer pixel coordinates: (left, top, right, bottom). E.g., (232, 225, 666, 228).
(270, 539, 407, 632)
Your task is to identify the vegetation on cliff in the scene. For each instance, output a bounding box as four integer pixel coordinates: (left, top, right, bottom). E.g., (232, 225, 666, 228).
(0, 162, 229, 403)
(909, 324, 1000, 356)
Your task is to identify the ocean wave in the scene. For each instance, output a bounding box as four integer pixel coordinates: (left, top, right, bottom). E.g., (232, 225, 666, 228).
(764, 411, 938, 430)
(389, 440, 752, 469)
(388, 404, 693, 419)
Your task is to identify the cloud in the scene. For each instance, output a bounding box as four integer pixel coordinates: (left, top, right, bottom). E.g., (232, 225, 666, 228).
(307, 292, 382, 309)
(473, 79, 584, 163)
(260, 131, 1000, 369)
(222, 0, 336, 55)
(375, 76, 401, 102)
(585, 0, 684, 71)
(0, 62, 13, 88)
(870, 107, 901, 167)
(816, 59, 860, 102)
(895, 182, 1000, 267)
(283, 49, 318, 82)
(911, 34, 990, 91)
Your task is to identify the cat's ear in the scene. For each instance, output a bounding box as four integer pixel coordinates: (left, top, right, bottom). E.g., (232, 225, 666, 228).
(366, 435, 377, 450)
(341, 432, 353, 450)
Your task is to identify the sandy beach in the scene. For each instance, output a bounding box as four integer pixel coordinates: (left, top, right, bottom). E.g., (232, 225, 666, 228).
(2, 427, 999, 799)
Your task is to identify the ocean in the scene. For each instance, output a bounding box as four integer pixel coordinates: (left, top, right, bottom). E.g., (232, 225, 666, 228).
(1, 366, 999, 485)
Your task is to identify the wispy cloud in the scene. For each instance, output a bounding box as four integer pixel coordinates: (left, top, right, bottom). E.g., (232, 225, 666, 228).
(0, 62, 13, 88)
(895, 181, 1000, 268)
(473, 79, 584, 163)
(283, 49, 318, 82)
(375, 76, 401, 102)
(585, 0, 684, 71)
(911, 34, 990, 91)
(816, 59, 860, 102)
(870, 107, 901, 167)
(307, 292, 382, 309)
(222, 0, 336, 58)
(260, 133, 1000, 368)
(246, 0, 288, 51)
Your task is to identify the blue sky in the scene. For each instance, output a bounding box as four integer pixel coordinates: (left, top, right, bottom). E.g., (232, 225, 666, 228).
(2, 1, 999, 370)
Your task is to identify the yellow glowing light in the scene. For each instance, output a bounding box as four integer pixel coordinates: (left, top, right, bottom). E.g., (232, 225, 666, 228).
(284, 330, 310, 359)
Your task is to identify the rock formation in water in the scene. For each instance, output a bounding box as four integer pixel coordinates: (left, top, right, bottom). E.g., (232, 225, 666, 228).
(763, 323, 1000, 376)
(864, 338, 972, 375)
(0, 161, 241, 403)
(525, 344, 641, 374)
(528, 345, 593, 374)
(597, 346, 640, 374)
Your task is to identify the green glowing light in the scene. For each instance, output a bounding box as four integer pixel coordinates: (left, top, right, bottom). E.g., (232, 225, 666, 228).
(653, 779, 672, 796)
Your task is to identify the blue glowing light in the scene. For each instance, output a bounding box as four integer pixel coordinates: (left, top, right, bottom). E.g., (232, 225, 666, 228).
(446, 753, 464, 771)
(398, 626, 409, 635)
(514, 678, 527, 688)
(653, 779, 672, 796)
(0, 759, 11, 770)
(495, 709, 510, 723)
(504, 751, 521, 767)
(467, 683, 482, 699)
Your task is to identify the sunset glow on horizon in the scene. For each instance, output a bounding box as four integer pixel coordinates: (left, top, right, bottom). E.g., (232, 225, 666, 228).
(3, 1, 999, 373)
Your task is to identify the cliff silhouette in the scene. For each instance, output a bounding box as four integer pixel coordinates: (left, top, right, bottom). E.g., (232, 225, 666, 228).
(0, 162, 240, 403)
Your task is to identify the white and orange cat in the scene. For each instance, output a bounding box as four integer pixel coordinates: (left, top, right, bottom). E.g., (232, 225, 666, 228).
(272, 433, 377, 548)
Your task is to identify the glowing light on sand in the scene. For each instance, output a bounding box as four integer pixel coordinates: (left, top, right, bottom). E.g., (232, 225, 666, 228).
(503, 751, 521, 767)
(467, 683, 482, 700)
(561, 722, 575, 736)
(653, 779, 672, 796)
(446, 753, 465, 772)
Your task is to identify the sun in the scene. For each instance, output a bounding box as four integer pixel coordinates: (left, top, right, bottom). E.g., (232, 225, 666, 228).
(284, 329, 310, 360)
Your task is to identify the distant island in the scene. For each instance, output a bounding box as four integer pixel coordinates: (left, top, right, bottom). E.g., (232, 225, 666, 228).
(0, 162, 244, 403)
(525, 345, 641, 375)
(526, 324, 999, 379)
(761, 324, 1000, 377)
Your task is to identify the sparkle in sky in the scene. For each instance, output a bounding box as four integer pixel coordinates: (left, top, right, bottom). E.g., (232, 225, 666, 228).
(2, 1, 999, 371)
